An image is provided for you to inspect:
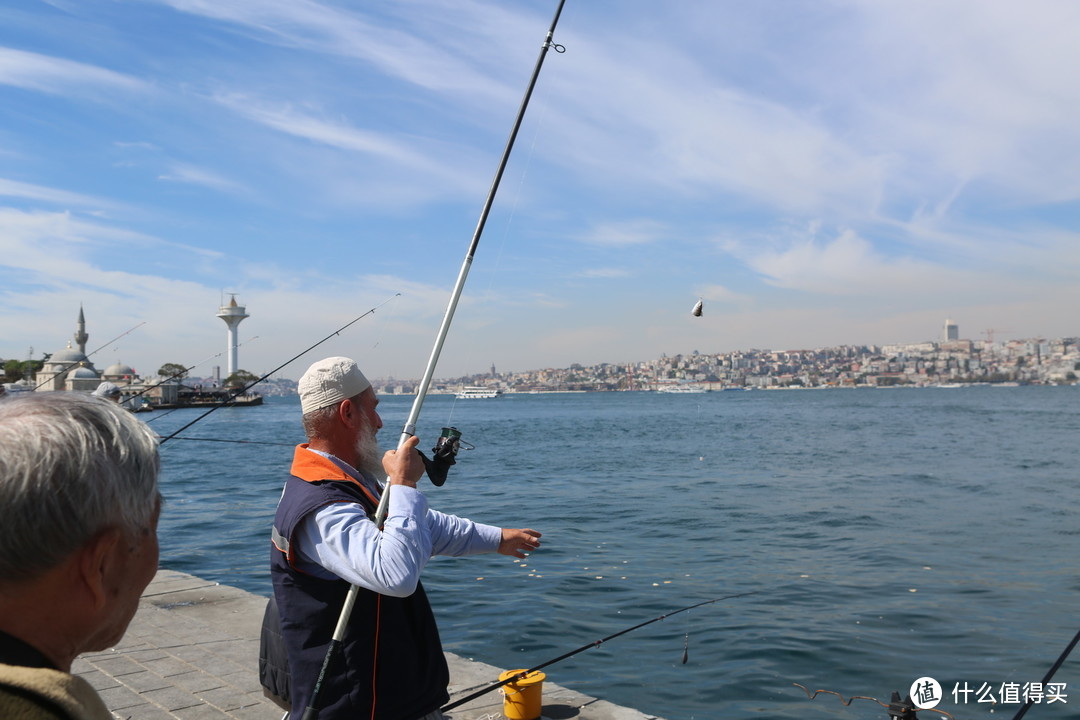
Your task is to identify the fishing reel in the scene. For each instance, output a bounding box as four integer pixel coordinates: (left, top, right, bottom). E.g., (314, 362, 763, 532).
(419, 426, 473, 487)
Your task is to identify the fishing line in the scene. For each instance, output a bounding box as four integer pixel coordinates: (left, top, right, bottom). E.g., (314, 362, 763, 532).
(440, 590, 761, 713)
(793, 684, 957, 720)
(682, 607, 692, 664)
(158, 294, 400, 446)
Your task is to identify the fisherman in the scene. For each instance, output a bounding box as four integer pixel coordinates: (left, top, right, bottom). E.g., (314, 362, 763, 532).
(0, 392, 161, 718)
(92, 381, 122, 403)
(269, 356, 541, 720)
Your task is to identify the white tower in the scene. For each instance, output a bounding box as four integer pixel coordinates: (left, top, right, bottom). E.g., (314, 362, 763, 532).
(216, 295, 249, 377)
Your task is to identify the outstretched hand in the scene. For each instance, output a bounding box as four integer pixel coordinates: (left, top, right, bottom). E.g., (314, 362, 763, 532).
(498, 528, 542, 559)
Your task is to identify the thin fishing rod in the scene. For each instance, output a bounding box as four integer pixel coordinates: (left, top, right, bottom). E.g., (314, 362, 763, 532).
(157, 436, 293, 447)
(159, 294, 399, 445)
(375, 0, 567, 524)
(302, 5, 568, 719)
(31, 321, 147, 391)
(441, 590, 761, 713)
(1010, 626, 1080, 720)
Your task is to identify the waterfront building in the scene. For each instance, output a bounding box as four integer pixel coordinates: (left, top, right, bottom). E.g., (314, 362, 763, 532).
(35, 308, 101, 392)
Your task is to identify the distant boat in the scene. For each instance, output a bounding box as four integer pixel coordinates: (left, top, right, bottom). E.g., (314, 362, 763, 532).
(153, 387, 264, 409)
(656, 384, 707, 394)
(456, 386, 502, 399)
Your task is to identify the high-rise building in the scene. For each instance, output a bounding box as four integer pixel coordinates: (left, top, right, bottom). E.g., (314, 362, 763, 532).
(216, 295, 249, 377)
(943, 319, 959, 342)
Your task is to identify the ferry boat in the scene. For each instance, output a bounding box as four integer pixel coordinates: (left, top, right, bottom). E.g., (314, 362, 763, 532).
(456, 386, 502, 399)
(656, 383, 707, 394)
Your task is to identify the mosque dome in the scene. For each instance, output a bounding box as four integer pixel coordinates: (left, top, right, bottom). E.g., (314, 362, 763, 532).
(104, 362, 137, 378)
(69, 365, 100, 379)
(51, 344, 89, 365)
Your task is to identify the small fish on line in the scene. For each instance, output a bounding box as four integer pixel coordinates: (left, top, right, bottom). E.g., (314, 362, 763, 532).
(692, 299, 703, 317)
(682, 632, 689, 664)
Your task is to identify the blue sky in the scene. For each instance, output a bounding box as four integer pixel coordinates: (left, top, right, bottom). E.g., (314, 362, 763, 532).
(1, 1, 1078, 381)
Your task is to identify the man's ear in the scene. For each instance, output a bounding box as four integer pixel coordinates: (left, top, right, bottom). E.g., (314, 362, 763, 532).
(337, 398, 357, 428)
(77, 528, 122, 611)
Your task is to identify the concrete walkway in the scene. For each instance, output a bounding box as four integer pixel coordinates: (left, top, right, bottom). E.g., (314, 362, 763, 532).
(72, 570, 662, 720)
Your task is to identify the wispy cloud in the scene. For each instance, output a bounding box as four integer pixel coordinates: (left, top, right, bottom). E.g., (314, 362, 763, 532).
(154, 0, 520, 102)
(575, 267, 632, 280)
(0, 177, 113, 209)
(577, 220, 667, 247)
(157, 163, 251, 197)
(0, 46, 146, 96)
(211, 94, 481, 197)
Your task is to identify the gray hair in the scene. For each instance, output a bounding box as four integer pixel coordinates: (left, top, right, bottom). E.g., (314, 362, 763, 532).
(0, 392, 161, 584)
(301, 403, 340, 440)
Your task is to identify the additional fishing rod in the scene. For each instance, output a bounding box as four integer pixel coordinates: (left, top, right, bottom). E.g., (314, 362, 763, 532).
(31, 321, 147, 391)
(1010, 626, 1080, 720)
(441, 590, 761, 713)
(157, 436, 293, 447)
(302, 3, 568, 718)
(158, 295, 399, 445)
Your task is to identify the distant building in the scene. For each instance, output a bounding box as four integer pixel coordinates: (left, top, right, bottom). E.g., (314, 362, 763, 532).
(34, 308, 144, 396)
(35, 307, 101, 392)
(943, 319, 959, 342)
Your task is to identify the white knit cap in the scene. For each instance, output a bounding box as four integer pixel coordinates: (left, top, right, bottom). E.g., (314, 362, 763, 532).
(298, 357, 371, 415)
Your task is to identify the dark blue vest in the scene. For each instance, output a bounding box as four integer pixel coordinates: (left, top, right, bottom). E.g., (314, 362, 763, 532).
(270, 461, 449, 720)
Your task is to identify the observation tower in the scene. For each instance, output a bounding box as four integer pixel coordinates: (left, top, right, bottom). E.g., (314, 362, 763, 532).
(216, 295, 249, 377)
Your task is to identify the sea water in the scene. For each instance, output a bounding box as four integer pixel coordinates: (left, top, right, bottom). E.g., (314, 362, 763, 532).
(151, 387, 1080, 719)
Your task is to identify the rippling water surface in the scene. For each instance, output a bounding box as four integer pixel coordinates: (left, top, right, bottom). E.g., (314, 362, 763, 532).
(151, 387, 1080, 719)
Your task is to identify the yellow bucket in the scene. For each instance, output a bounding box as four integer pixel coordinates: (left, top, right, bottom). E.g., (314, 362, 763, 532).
(499, 669, 546, 720)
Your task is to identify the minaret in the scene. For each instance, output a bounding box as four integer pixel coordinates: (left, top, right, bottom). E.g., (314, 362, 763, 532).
(216, 295, 249, 377)
(75, 305, 89, 354)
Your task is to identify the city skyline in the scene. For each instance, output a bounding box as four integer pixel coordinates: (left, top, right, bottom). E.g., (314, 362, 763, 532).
(1, 2, 1078, 381)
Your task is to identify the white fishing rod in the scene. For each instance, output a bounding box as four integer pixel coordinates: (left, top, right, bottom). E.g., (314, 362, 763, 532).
(302, 2, 568, 717)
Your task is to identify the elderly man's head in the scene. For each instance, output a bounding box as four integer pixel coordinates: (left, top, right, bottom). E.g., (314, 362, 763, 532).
(0, 392, 161, 669)
(298, 357, 384, 477)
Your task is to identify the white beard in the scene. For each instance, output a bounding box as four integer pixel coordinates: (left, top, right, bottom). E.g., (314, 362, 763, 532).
(355, 419, 385, 480)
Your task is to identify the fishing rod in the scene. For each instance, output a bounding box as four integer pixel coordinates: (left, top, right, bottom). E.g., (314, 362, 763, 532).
(441, 590, 761, 713)
(31, 321, 147, 391)
(157, 436, 293, 447)
(158, 294, 399, 445)
(1010, 626, 1080, 720)
(302, 3, 568, 718)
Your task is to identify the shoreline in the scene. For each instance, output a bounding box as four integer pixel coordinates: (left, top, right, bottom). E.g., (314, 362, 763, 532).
(74, 569, 664, 720)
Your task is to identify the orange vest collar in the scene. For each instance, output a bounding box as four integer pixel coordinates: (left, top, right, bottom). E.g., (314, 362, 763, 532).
(290, 444, 380, 506)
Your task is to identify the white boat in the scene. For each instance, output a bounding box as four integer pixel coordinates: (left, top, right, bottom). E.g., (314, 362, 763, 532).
(456, 386, 502, 399)
(656, 384, 707, 394)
